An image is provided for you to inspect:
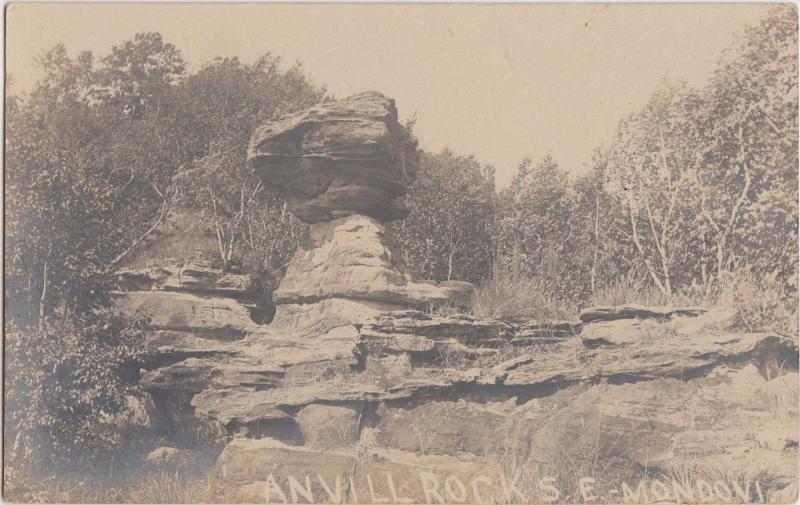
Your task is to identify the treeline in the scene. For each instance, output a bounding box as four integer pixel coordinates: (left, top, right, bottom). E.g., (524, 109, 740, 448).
(396, 6, 797, 314)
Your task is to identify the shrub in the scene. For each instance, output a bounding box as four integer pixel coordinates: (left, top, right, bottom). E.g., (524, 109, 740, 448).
(4, 314, 150, 469)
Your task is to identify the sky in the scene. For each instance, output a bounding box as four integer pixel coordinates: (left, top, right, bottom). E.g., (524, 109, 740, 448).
(5, 3, 771, 186)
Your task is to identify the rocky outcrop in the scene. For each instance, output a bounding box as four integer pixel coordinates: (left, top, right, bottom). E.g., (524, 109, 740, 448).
(122, 276, 799, 503)
(119, 91, 798, 503)
(200, 306, 798, 503)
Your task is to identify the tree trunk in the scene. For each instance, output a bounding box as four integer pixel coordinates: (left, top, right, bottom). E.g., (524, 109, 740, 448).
(447, 248, 455, 281)
(590, 180, 601, 294)
(628, 206, 669, 298)
(27, 267, 34, 324)
(112, 188, 173, 268)
(38, 247, 52, 332)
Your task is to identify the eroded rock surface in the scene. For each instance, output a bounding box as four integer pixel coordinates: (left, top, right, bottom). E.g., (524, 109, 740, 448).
(248, 91, 418, 224)
(196, 307, 798, 503)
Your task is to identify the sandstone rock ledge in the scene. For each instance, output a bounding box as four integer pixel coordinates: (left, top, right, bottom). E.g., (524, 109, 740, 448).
(118, 92, 798, 503)
(127, 296, 798, 503)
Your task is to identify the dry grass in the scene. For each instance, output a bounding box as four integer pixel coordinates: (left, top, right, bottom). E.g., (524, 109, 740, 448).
(4, 465, 210, 504)
(3, 471, 128, 503)
(591, 267, 797, 339)
(127, 470, 208, 504)
(486, 410, 642, 504)
(471, 269, 577, 320)
(658, 462, 781, 503)
(485, 406, 791, 504)
(763, 364, 800, 421)
(591, 274, 669, 307)
(714, 268, 798, 337)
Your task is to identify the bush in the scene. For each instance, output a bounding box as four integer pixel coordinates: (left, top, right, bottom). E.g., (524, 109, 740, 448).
(4, 314, 150, 469)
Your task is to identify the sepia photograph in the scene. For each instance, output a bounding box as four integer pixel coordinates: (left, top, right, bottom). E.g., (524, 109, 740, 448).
(3, 3, 799, 503)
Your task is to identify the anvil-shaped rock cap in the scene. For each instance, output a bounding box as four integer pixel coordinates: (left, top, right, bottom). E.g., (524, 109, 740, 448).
(248, 91, 419, 224)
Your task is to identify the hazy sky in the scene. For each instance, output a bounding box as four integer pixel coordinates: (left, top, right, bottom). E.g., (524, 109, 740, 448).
(6, 3, 770, 186)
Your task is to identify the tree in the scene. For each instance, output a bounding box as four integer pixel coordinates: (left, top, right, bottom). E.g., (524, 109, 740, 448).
(494, 155, 595, 304)
(5, 47, 122, 327)
(94, 32, 185, 118)
(5, 316, 149, 467)
(693, 6, 798, 286)
(603, 82, 702, 300)
(5, 45, 151, 469)
(391, 149, 496, 284)
(172, 56, 324, 279)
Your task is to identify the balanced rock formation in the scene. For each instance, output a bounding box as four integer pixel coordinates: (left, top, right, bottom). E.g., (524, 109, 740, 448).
(250, 92, 475, 335)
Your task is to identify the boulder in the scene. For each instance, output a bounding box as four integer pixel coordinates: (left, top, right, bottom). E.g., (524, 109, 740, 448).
(106, 393, 160, 432)
(209, 438, 357, 503)
(248, 91, 418, 224)
(145, 447, 197, 468)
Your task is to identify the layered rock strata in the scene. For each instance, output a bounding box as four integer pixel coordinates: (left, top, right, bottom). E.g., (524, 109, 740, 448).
(204, 307, 798, 503)
(118, 92, 799, 503)
(248, 91, 418, 224)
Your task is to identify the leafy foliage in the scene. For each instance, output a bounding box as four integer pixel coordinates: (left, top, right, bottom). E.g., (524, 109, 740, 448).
(4, 315, 149, 465)
(173, 55, 323, 280)
(4, 34, 323, 475)
(490, 7, 797, 314)
(391, 149, 496, 284)
(494, 155, 596, 305)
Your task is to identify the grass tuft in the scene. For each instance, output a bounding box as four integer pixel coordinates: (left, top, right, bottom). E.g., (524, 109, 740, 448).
(471, 268, 577, 320)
